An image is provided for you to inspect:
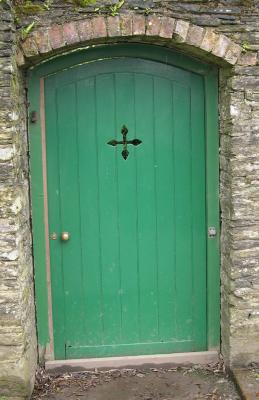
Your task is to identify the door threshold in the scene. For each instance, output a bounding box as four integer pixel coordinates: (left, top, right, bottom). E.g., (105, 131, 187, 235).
(45, 351, 219, 373)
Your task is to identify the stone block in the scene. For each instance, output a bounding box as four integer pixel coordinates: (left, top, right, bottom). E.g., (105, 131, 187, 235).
(132, 14, 145, 36)
(234, 66, 259, 76)
(186, 25, 204, 47)
(15, 48, 25, 67)
(224, 43, 242, 65)
(32, 29, 51, 54)
(238, 52, 258, 66)
(21, 36, 38, 58)
(228, 75, 259, 91)
(200, 29, 218, 52)
(245, 90, 259, 101)
(212, 34, 231, 58)
(146, 15, 161, 36)
(49, 24, 65, 50)
(92, 16, 107, 38)
(0, 248, 18, 261)
(107, 16, 120, 37)
(77, 19, 93, 42)
(0, 145, 14, 161)
(63, 22, 79, 46)
(0, 344, 23, 362)
(159, 16, 175, 39)
(173, 19, 190, 43)
(120, 14, 132, 36)
(0, 352, 36, 398)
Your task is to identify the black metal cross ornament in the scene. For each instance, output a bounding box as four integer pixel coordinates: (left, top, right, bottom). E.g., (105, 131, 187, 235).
(107, 125, 142, 160)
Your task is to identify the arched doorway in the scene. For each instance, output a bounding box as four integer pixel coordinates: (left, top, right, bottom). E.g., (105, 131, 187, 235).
(29, 44, 219, 361)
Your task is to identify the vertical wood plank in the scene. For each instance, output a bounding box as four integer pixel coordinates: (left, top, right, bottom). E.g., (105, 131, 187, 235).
(135, 74, 159, 342)
(56, 83, 85, 349)
(45, 77, 64, 359)
(76, 77, 104, 345)
(205, 70, 220, 349)
(153, 77, 176, 341)
(173, 82, 193, 341)
(191, 74, 207, 349)
(115, 72, 139, 343)
(96, 74, 121, 344)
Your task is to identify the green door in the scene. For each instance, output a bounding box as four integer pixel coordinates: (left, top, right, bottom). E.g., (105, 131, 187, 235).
(45, 57, 206, 360)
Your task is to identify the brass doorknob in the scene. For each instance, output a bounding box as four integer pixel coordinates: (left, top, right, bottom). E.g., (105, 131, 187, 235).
(61, 232, 70, 241)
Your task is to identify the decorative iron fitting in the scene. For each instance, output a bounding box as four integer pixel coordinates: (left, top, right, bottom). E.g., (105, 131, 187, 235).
(107, 125, 142, 160)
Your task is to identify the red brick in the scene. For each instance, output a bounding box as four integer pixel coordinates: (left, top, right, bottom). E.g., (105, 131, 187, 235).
(120, 14, 132, 36)
(92, 16, 107, 38)
(224, 43, 242, 65)
(212, 34, 231, 58)
(63, 22, 79, 45)
(173, 19, 189, 42)
(33, 29, 51, 54)
(49, 24, 65, 50)
(107, 16, 120, 37)
(159, 16, 175, 39)
(186, 25, 204, 47)
(132, 14, 145, 36)
(77, 19, 93, 42)
(200, 29, 218, 52)
(21, 36, 39, 58)
(146, 15, 161, 36)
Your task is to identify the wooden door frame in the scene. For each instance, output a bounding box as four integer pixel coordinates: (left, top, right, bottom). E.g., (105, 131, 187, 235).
(28, 43, 220, 361)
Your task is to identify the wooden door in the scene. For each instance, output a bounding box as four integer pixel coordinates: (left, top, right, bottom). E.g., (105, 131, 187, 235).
(45, 58, 207, 359)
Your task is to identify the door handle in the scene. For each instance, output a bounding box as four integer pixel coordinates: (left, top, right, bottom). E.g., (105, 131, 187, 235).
(61, 232, 70, 241)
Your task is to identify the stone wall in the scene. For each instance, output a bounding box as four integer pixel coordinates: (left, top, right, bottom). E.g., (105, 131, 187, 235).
(0, 0, 259, 397)
(0, 2, 37, 398)
(220, 62, 259, 365)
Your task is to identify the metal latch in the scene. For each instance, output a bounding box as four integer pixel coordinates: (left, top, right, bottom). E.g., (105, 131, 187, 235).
(30, 111, 37, 124)
(208, 226, 217, 238)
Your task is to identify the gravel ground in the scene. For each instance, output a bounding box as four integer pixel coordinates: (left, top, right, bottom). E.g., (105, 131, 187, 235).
(32, 362, 241, 400)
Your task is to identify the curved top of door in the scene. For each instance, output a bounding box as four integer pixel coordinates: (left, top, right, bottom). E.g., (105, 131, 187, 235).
(29, 43, 217, 80)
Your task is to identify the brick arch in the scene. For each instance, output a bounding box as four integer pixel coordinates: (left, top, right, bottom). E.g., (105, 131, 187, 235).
(19, 14, 244, 67)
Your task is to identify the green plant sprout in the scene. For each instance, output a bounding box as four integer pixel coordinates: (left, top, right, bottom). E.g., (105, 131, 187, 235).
(109, 0, 124, 16)
(21, 21, 35, 40)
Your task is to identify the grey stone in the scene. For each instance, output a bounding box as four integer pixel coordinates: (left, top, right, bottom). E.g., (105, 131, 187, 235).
(0, 7, 37, 399)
